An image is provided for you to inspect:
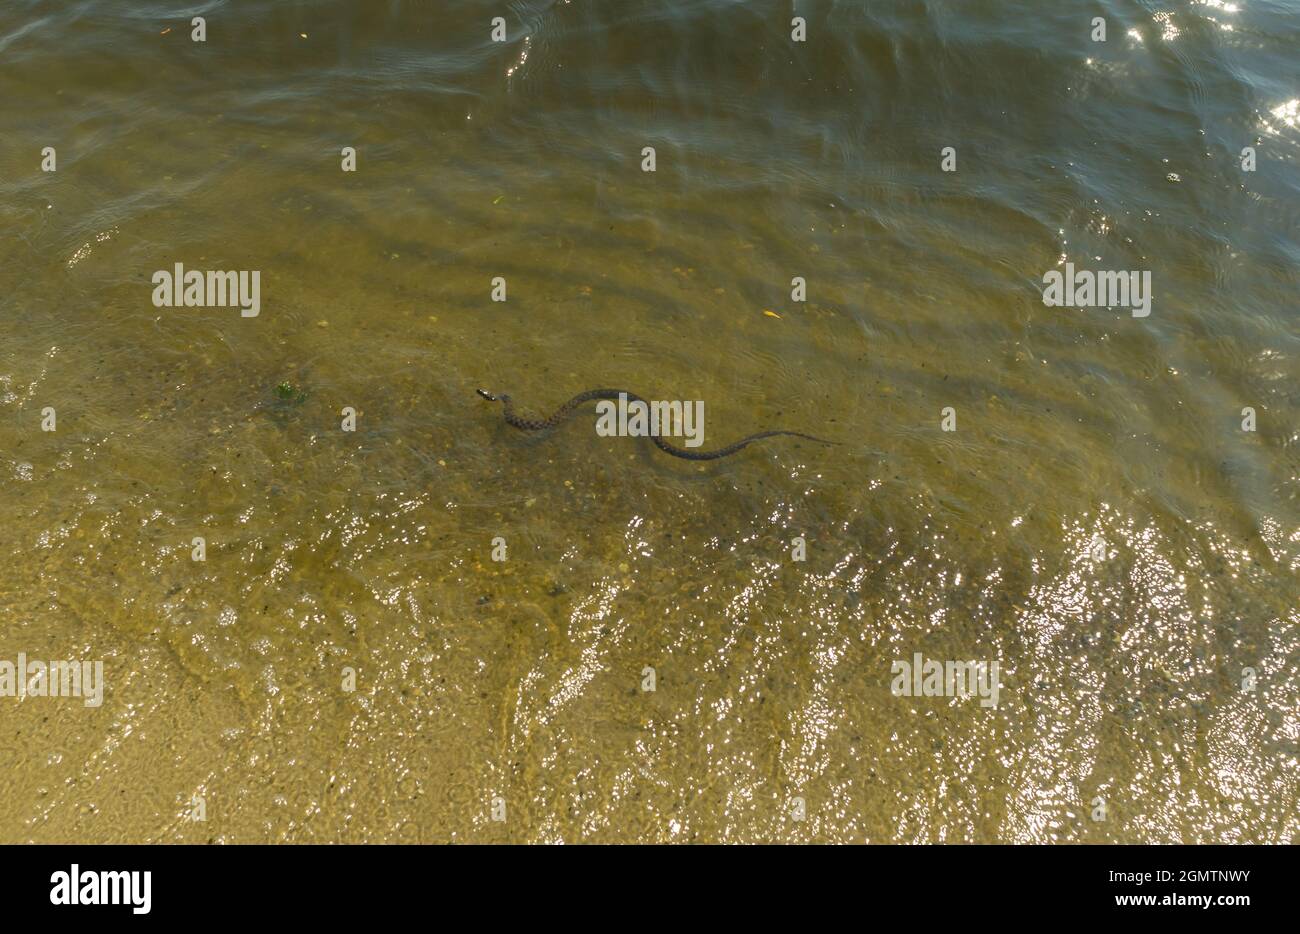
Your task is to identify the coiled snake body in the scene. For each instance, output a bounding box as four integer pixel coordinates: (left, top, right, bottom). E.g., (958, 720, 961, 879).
(477, 388, 836, 461)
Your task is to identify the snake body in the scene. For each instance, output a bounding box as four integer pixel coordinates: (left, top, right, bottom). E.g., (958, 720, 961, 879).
(477, 388, 836, 460)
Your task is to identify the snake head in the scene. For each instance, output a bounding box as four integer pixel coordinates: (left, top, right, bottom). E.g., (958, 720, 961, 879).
(476, 389, 498, 402)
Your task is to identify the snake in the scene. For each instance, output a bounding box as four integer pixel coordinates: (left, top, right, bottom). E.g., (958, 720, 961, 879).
(477, 388, 837, 460)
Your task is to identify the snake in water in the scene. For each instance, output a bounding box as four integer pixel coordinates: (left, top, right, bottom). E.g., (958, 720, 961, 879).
(477, 388, 837, 460)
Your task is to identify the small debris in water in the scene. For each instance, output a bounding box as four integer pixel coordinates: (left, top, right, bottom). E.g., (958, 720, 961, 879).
(274, 381, 308, 404)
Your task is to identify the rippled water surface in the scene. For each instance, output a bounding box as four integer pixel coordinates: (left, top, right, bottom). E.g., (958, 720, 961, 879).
(1, 0, 1297, 842)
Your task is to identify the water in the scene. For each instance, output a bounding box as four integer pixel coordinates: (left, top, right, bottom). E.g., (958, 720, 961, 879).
(0, 0, 1296, 843)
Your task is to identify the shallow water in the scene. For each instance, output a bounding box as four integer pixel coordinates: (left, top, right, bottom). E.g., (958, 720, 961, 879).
(0, 0, 1297, 842)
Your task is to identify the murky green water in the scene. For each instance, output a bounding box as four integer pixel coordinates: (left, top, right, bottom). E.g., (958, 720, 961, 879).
(1, 1, 1297, 842)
